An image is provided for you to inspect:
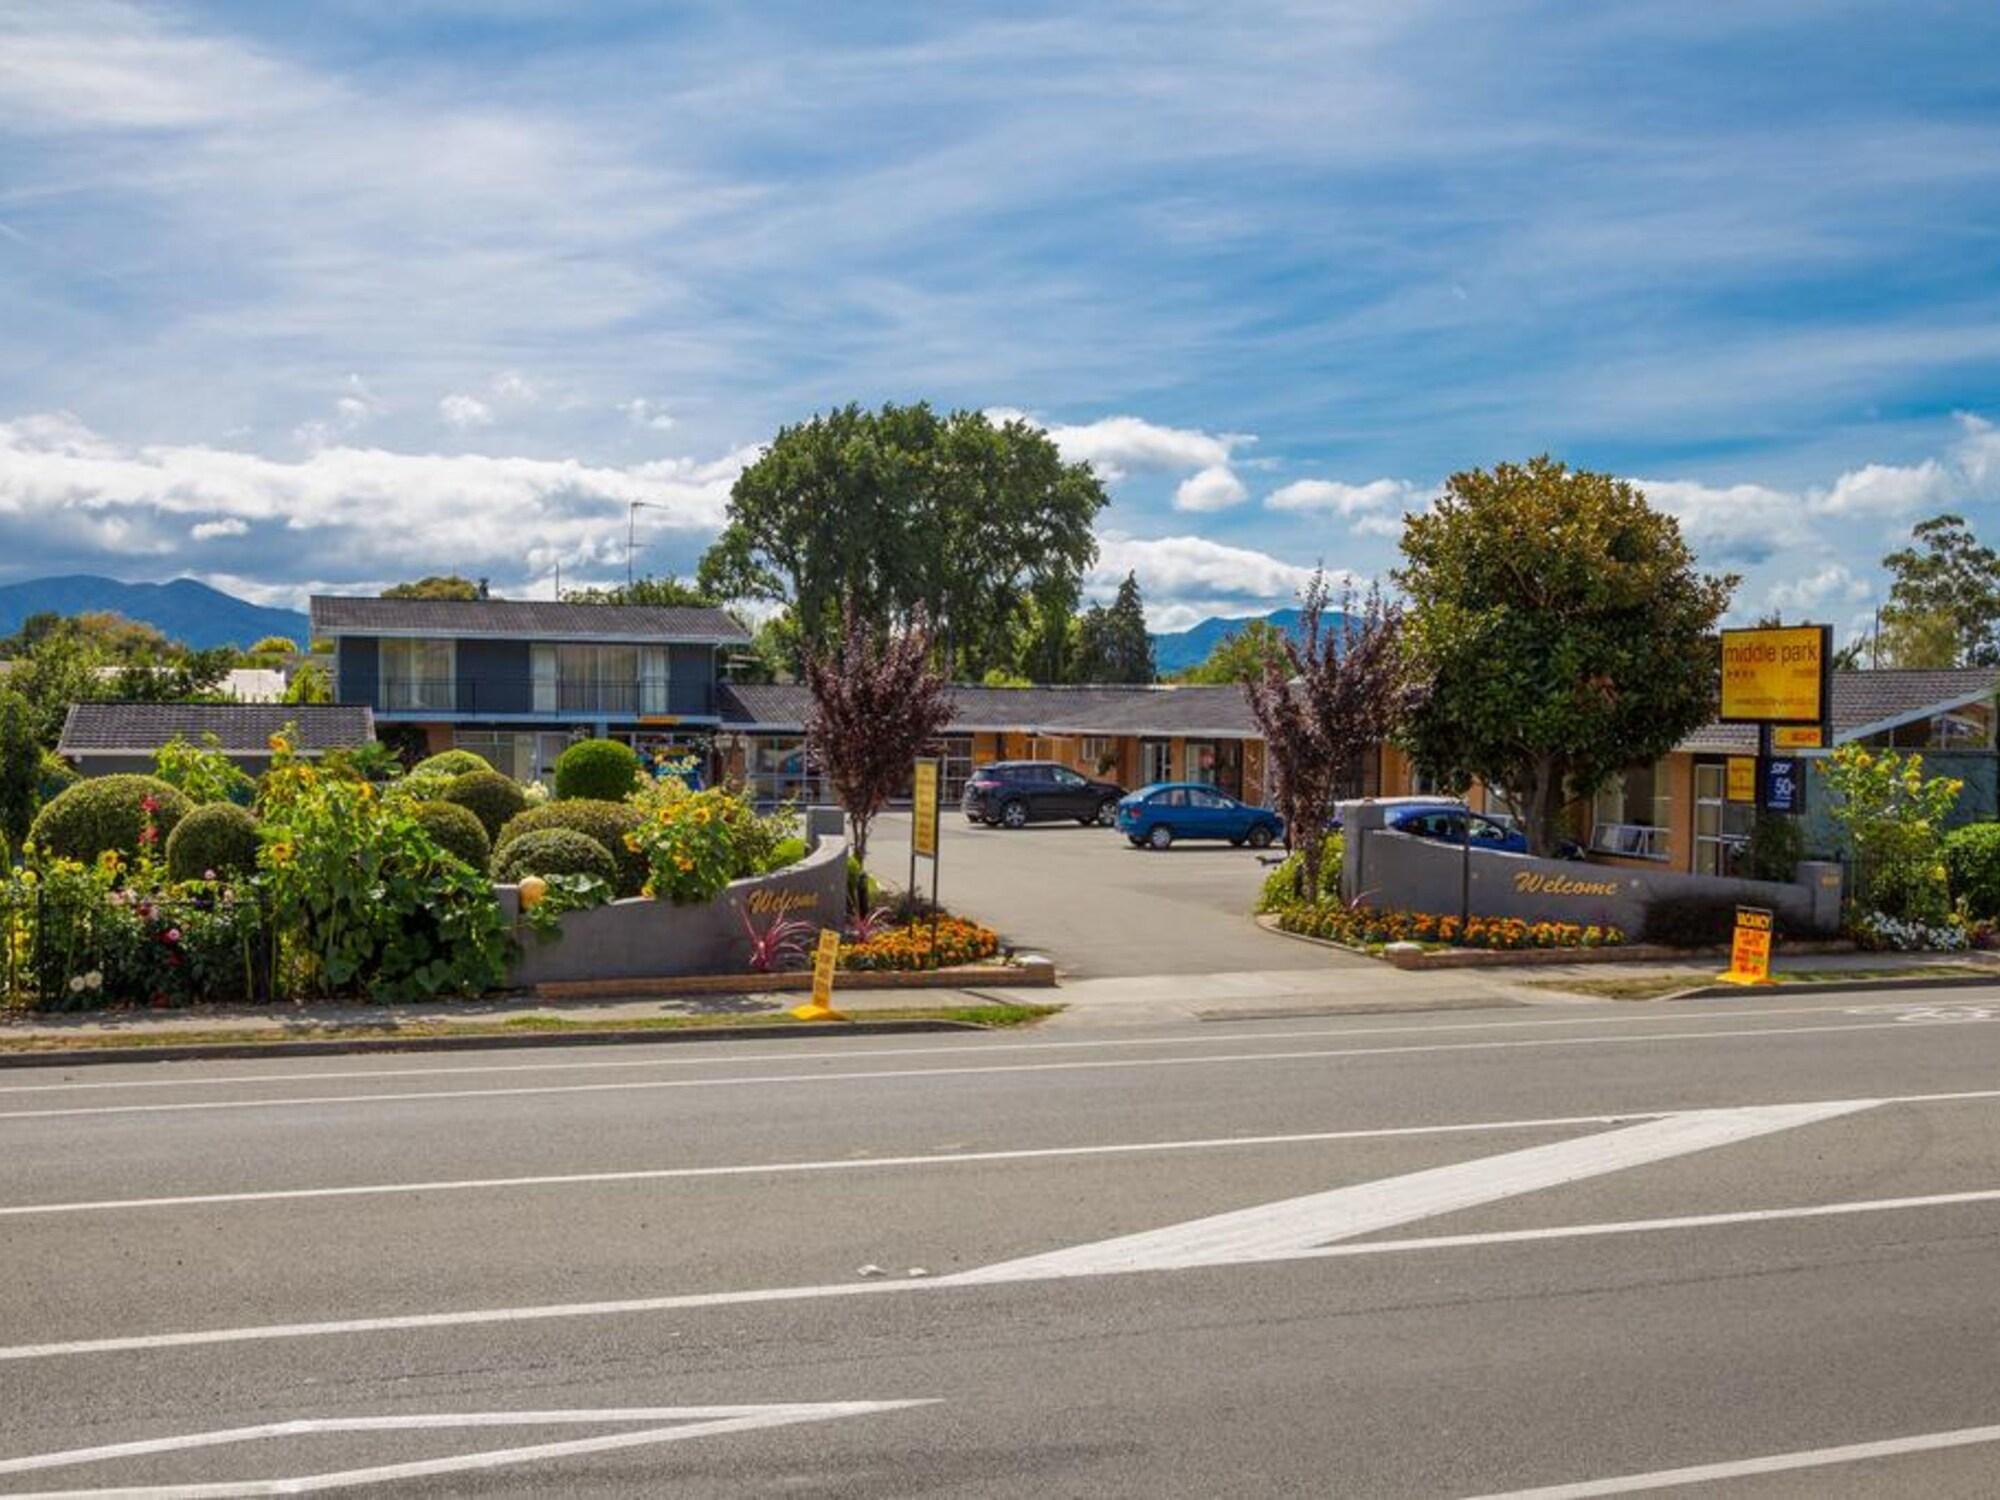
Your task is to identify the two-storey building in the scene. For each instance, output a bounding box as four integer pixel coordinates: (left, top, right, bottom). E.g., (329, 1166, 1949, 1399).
(311, 595, 749, 783)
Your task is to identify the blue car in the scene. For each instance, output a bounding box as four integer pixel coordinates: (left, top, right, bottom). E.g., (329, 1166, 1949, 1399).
(1116, 782, 1285, 850)
(1386, 802, 1528, 853)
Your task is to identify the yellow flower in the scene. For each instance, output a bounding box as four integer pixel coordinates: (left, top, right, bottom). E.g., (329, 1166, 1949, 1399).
(674, 854, 694, 872)
(267, 842, 294, 866)
(692, 806, 712, 825)
(268, 733, 288, 753)
(624, 833, 641, 851)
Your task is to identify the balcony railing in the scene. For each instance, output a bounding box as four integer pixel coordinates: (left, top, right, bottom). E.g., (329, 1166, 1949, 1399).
(367, 677, 710, 718)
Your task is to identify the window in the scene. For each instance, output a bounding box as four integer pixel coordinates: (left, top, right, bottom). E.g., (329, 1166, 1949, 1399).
(749, 736, 821, 803)
(1189, 787, 1231, 808)
(1591, 760, 1672, 860)
(1882, 701, 1997, 750)
(1081, 736, 1119, 776)
(555, 644, 641, 715)
(1051, 767, 1087, 787)
(1141, 740, 1172, 786)
(380, 638, 455, 712)
(1151, 787, 1188, 807)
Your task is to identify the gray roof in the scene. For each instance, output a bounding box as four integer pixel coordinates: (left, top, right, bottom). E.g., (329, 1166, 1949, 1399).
(59, 703, 377, 756)
(1679, 667, 1997, 754)
(310, 596, 750, 645)
(720, 682, 1261, 737)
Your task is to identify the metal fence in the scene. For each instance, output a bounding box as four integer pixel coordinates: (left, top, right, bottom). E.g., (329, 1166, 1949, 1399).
(0, 888, 280, 1013)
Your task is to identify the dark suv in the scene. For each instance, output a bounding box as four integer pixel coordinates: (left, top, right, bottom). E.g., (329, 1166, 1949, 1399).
(961, 761, 1126, 829)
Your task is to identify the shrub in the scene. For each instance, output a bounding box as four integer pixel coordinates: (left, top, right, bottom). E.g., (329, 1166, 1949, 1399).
(164, 802, 262, 883)
(1276, 903, 1624, 951)
(1742, 811, 1806, 884)
(410, 749, 492, 779)
(762, 836, 808, 873)
(494, 828, 617, 885)
(410, 801, 491, 872)
(1256, 833, 1344, 912)
(496, 800, 646, 895)
(627, 785, 754, 903)
(38, 749, 80, 806)
(29, 775, 192, 864)
(1641, 896, 1809, 949)
(440, 769, 528, 840)
(554, 738, 640, 801)
(1944, 822, 2000, 921)
(1819, 744, 1961, 925)
(154, 733, 256, 806)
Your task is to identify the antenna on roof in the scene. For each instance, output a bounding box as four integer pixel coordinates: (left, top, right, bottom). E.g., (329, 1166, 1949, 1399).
(477, 577, 490, 599)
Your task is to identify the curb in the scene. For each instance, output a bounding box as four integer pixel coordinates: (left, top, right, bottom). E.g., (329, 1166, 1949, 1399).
(0, 1018, 991, 1071)
(1672, 973, 2000, 1002)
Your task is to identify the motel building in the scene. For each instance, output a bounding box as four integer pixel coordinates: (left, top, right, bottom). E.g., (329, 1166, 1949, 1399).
(719, 668, 1996, 876)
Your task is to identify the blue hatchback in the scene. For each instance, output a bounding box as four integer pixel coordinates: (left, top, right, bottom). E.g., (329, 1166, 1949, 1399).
(1386, 802, 1528, 853)
(1116, 782, 1285, 850)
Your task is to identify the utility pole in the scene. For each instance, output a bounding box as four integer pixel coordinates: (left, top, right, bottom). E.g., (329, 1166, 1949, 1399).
(627, 500, 669, 588)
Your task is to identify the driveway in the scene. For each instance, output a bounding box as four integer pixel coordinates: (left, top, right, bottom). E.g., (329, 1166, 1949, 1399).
(866, 811, 1364, 977)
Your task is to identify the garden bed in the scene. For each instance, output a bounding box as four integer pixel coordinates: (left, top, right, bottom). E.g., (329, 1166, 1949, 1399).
(1257, 913, 1857, 969)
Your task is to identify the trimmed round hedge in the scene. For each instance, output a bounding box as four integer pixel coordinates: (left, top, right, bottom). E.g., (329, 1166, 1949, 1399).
(440, 769, 528, 840)
(29, 774, 192, 864)
(493, 827, 617, 885)
(1945, 822, 2000, 921)
(495, 799, 646, 895)
(554, 738, 640, 801)
(164, 801, 261, 883)
(410, 749, 492, 779)
(410, 800, 492, 872)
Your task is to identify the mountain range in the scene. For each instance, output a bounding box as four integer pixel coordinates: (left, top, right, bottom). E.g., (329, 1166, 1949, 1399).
(1150, 608, 1309, 675)
(0, 576, 311, 651)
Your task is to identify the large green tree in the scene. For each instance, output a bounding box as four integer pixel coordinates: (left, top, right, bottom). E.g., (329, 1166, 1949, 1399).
(1395, 456, 1735, 856)
(563, 575, 716, 608)
(697, 403, 1106, 674)
(1077, 572, 1155, 683)
(1880, 513, 2000, 666)
(383, 575, 482, 600)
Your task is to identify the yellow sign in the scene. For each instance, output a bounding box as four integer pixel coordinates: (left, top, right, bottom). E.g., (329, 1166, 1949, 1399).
(1726, 756, 1757, 803)
(912, 757, 940, 859)
(1720, 625, 1828, 724)
(1717, 905, 1775, 987)
(1772, 725, 1825, 750)
(790, 928, 847, 1022)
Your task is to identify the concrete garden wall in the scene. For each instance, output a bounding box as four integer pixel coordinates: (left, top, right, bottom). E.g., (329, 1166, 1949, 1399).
(1337, 801, 1843, 936)
(498, 807, 850, 985)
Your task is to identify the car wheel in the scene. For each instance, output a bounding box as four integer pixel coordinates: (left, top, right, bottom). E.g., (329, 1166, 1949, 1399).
(1247, 823, 1275, 849)
(1147, 824, 1174, 851)
(1095, 799, 1119, 827)
(1128, 836, 1146, 848)
(1229, 836, 1245, 847)
(1000, 799, 1029, 829)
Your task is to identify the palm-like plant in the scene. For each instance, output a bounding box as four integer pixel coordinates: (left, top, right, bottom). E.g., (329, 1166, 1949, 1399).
(741, 909, 815, 972)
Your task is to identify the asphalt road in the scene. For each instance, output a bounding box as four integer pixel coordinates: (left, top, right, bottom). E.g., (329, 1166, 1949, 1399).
(5, 985, 2000, 1494)
(865, 810, 1358, 976)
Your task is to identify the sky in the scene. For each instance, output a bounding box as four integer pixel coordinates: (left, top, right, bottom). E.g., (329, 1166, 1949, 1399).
(3, 1, 2000, 638)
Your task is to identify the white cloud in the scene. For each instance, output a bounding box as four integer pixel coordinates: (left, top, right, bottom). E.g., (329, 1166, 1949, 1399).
(0, 411, 751, 593)
(1090, 532, 1345, 625)
(490, 371, 539, 404)
(618, 398, 678, 432)
(438, 393, 495, 430)
(1763, 563, 1873, 616)
(1266, 477, 1425, 516)
(1173, 464, 1248, 512)
(993, 411, 1242, 484)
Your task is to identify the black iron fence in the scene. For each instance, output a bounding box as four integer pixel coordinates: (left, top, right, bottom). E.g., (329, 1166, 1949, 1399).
(0, 888, 280, 1013)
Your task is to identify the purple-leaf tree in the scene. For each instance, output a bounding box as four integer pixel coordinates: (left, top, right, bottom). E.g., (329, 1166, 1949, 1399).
(1245, 571, 1405, 902)
(802, 601, 955, 870)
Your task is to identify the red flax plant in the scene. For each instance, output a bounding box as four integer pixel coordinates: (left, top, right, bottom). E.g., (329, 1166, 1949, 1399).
(1245, 571, 1405, 902)
(802, 602, 955, 872)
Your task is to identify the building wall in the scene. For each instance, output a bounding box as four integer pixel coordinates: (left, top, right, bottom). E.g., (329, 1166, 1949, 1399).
(668, 645, 717, 717)
(457, 639, 532, 715)
(336, 637, 378, 706)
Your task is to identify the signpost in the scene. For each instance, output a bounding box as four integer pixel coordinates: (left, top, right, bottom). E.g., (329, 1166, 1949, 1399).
(909, 756, 943, 967)
(790, 927, 846, 1022)
(1718, 621, 1830, 834)
(1717, 905, 1775, 986)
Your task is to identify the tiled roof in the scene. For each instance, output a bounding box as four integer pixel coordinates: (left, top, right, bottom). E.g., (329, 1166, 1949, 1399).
(59, 703, 376, 755)
(719, 682, 1260, 736)
(1679, 667, 1997, 754)
(310, 596, 750, 644)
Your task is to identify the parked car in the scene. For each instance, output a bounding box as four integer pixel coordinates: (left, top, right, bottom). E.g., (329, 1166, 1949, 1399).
(1386, 802, 1529, 854)
(961, 761, 1126, 828)
(1116, 782, 1285, 850)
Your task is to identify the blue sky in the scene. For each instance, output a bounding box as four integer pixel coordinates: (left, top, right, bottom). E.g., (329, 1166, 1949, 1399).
(3, 1, 2000, 636)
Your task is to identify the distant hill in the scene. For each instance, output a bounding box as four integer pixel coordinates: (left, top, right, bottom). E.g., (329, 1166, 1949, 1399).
(1151, 607, 1327, 676)
(0, 576, 310, 651)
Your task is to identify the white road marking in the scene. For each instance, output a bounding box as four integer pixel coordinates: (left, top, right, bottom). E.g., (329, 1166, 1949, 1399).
(14, 1095, 1989, 1365)
(1457, 1420, 2000, 1498)
(7, 1180, 1996, 1366)
(0, 1402, 934, 1497)
(0, 999, 1903, 1095)
(949, 1101, 1873, 1282)
(2, 1016, 1985, 1122)
(0, 1111, 1653, 1219)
